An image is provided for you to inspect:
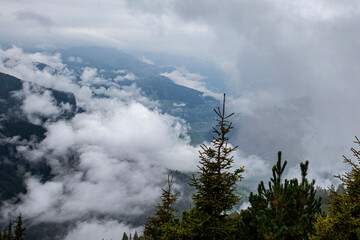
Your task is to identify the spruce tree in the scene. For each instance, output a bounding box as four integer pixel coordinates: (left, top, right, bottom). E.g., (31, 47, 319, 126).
(310, 137, 360, 240)
(239, 152, 321, 240)
(133, 231, 139, 240)
(186, 93, 244, 239)
(6, 219, 14, 240)
(122, 232, 129, 240)
(143, 175, 179, 240)
(3, 228, 7, 240)
(14, 214, 25, 240)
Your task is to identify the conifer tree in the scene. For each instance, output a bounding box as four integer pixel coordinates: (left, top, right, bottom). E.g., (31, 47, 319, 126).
(133, 231, 139, 240)
(122, 232, 129, 240)
(14, 214, 25, 240)
(143, 175, 179, 240)
(310, 137, 360, 240)
(239, 152, 321, 240)
(186, 93, 244, 239)
(6, 219, 14, 240)
(3, 228, 7, 240)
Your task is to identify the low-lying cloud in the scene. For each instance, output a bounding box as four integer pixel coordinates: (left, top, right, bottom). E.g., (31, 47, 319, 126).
(161, 67, 222, 100)
(0, 47, 206, 238)
(64, 220, 137, 240)
(12, 82, 72, 125)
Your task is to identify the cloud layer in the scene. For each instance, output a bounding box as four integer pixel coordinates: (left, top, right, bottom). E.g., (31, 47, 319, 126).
(0, 47, 205, 239)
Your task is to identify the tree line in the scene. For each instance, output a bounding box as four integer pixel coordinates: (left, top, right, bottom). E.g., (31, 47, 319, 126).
(0, 214, 25, 240)
(120, 231, 141, 240)
(143, 94, 360, 240)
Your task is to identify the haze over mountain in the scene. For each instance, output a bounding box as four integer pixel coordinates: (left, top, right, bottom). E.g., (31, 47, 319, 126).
(1, 1, 360, 239)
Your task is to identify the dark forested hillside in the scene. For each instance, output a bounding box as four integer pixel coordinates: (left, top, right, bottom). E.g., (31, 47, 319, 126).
(0, 72, 77, 201)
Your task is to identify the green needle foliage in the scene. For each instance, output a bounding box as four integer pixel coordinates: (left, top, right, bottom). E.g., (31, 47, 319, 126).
(310, 137, 360, 240)
(6, 220, 13, 240)
(143, 175, 179, 240)
(143, 94, 244, 240)
(239, 152, 321, 240)
(185, 93, 244, 239)
(122, 232, 129, 240)
(133, 231, 140, 240)
(14, 214, 25, 240)
(0, 214, 25, 240)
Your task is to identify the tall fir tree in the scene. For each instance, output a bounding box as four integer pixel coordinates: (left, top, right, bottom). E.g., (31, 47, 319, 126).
(143, 175, 179, 240)
(184, 93, 244, 240)
(122, 232, 129, 240)
(310, 137, 360, 240)
(133, 231, 139, 240)
(0, 214, 26, 240)
(3, 228, 7, 240)
(239, 152, 321, 240)
(6, 219, 14, 240)
(14, 214, 25, 240)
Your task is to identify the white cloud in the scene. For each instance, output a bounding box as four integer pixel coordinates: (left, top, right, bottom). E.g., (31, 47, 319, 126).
(23, 92, 59, 119)
(239, 201, 250, 211)
(22, 93, 59, 123)
(80, 67, 105, 85)
(161, 67, 222, 99)
(64, 220, 137, 240)
(114, 72, 136, 82)
(68, 56, 83, 63)
(38, 102, 196, 166)
(0, 0, 215, 57)
(12, 82, 73, 124)
(0, 46, 82, 96)
(0, 47, 202, 236)
(138, 56, 155, 65)
(91, 85, 156, 109)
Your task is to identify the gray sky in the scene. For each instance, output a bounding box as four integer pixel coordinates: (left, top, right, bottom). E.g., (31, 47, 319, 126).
(0, 0, 215, 56)
(2, 0, 360, 93)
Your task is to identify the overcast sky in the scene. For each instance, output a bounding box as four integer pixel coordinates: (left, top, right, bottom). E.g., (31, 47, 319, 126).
(1, 1, 360, 238)
(2, 0, 360, 92)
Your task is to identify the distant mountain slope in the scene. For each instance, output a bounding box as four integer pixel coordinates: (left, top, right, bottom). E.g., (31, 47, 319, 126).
(59, 46, 172, 78)
(58, 47, 214, 107)
(58, 46, 220, 144)
(128, 50, 227, 91)
(0, 72, 77, 201)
